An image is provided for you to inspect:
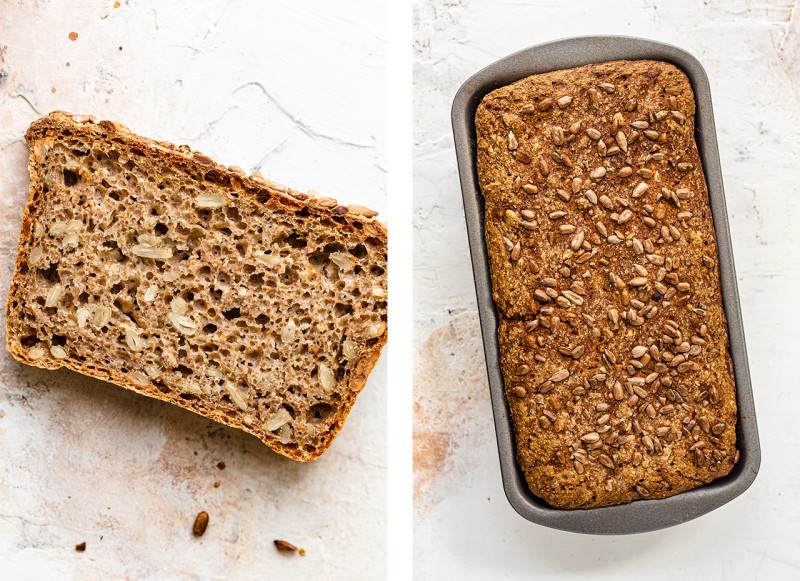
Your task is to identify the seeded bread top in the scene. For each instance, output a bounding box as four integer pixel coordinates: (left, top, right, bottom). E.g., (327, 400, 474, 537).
(475, 61, 738, 508)
(477, 61, 698, 318)
(7, 112, 387, 461)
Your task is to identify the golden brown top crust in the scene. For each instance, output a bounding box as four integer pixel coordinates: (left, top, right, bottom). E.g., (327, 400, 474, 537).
(476, 61, 737, 508)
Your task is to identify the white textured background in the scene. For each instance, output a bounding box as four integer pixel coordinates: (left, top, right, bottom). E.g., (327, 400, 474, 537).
(414, 1, 800, 579)
(0, 1, 387, 579)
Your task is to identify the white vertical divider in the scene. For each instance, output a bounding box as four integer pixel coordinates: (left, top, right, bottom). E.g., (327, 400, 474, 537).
(386, 0, 413, 579)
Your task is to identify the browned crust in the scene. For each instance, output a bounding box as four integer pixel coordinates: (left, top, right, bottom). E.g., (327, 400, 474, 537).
(476, 61, 737, 508)
(6, 111, 388, 462)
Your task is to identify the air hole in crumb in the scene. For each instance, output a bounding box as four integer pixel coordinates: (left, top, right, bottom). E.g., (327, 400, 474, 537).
(115, 300, 135, 319)
(222, 307, 241, 320)
(20, 336, 40, 347)
(323, 242, 346, 254)
(225, 206, 240, 222)
(249, 273, 264, 286)
(203, 323, 217, 334)
(255, 314, 268, 326)
(40, 264, 60, 283)
(281, 267, 299, 285)
(175, 365, 192, 377)
(63, 169, 78, 187)
(349, 244, 367, 258)
(333, 303, 353, 317)
(285, 234, 307, 249)
(51, 334, 67, 346)
(154, 223, 168, 235)
(307, 403, 333, 422)
(309, 251, 330, 272)
(109, 191, 121, 201)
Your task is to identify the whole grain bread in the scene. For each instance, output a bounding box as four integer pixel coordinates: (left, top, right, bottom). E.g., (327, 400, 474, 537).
(6, 112, 387, 461)
(476, 61, 738, 508)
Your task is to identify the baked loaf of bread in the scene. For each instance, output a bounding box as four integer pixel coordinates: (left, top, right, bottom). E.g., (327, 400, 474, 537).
(6, 112, 387, 461)
(476, 61, 738, 508)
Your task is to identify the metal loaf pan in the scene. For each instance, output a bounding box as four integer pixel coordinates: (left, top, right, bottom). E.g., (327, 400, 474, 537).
(452, 36, 760, 534)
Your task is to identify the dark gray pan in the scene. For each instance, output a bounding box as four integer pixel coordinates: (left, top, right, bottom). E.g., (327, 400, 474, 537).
(451, 36, 760, 534)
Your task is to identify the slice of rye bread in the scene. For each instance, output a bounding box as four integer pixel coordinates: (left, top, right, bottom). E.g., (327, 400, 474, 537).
(6, 112, 387, 461)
